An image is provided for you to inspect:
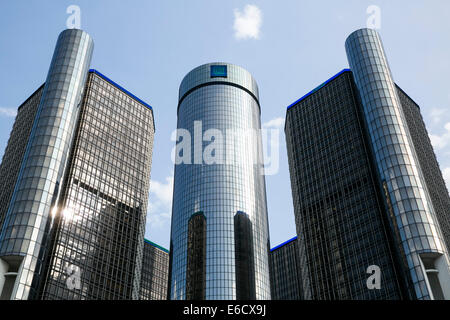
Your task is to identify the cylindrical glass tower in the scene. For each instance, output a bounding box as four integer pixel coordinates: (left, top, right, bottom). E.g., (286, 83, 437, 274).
(169, 63, 271, 300)
(346, 28, 450, 299)
(0, 29, 93, 300)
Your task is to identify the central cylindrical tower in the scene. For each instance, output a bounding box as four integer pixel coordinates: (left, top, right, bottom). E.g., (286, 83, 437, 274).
(169, 63, 271, 300)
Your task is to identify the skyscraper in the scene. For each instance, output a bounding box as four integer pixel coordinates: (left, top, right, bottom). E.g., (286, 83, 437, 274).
(0, 85, 44, 231)
(140, 239, 169, 300)
(168, 63, 271, 300)
(269, 236, 303, 300)
(0, 29, 155, 300)
(286, 69, 404, 300)
(346, 28, 450, 300)
(39, 69, 155, 300)
(0, 28, 94, 300)
(397, 87, 450, 251)
(285, 28, 450, 300)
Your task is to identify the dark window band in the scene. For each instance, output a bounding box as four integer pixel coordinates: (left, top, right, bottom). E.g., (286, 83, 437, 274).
(186, 211, 207, 300)
(234, 211, 256, 300)
(178, 81, 260, 114)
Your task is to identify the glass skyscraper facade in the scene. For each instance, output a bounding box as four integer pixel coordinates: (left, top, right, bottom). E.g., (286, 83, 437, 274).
(285, 28, 450, 300)
(397, 86, 450, 252)
(0, 85, 44, 231)
(269, 236, 303, 300)
(346, 28, 450, 300)
(0, 29, 94, 300)
(140, 239, 169, 300)
(169, 63, 271, 300)
(286, 69, 404, 300)
(39, 70, 155, 300)
(0, 29, 155, 300)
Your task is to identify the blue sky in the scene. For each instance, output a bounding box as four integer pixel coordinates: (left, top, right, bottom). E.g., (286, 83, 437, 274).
(0, 1, 449, 250)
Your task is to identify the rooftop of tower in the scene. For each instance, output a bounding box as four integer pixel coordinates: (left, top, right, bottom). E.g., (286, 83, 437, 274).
(178, 62, 260, 110)
(17, 69, 155, 116)
(270, 236, 297, 252)
(286, 68, 351, 111)
(285, 67, 422, 114)
(89, 69, 153, 111)
(144, 238, 169, 253)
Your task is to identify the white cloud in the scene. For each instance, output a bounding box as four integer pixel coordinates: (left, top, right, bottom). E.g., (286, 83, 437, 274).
(0, 107, 17, 117)
(233, 4, 262, 40)
(443, 167, 450, 191)
(430, 122, 450, 150)
(147, 209, 171, 230)
(263, 117, 285, 129)
(430, 108, 446, 124)
(150, 175, 174, 206)
(146, 174, 174, 230)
